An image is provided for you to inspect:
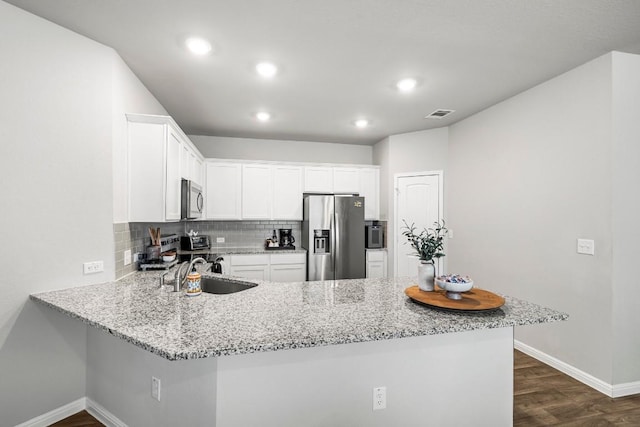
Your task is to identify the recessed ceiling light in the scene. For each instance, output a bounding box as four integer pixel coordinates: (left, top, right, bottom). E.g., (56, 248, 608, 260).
(396, 78, 417, 92)
(185, 37, 212, 55)
(354, 119, 369, 128)
(256, 62, 278, 78)
(256, 111, 271, 122)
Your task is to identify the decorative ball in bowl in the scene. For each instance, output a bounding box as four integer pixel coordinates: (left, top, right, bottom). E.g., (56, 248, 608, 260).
(436, 275, 473, 300)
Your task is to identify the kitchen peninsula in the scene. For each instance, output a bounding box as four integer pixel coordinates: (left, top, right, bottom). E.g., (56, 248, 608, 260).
(31, 270, 567, 426)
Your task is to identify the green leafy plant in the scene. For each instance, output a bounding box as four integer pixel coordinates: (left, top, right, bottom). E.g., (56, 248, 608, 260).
(401, 219, 448, 262)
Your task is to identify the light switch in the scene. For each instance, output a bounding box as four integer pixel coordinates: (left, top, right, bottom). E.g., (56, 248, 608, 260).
(577, 239, 595, 255)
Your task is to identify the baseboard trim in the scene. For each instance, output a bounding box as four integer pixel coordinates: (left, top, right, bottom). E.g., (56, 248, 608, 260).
(612, 380, 640, 398)
(515, 340, 640, 398)
(86, 397, 128, 427)
(15, 397, 86, 427)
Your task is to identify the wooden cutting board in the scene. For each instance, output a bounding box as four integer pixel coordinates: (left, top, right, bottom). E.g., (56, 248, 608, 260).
(405, 285, 505, 311)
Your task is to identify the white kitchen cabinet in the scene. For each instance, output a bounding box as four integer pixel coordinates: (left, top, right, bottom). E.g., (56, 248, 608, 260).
(272, 165, 303, 220)
(366, 249, 387, 279)
(165, 129, 182, 221)
(359, 168, 379, 220)
(333, 167, 360, 194)
(242, 164, 272, 219)
(229, 254, 270, 281)
(192, 154, 204, 185)
(270, 253, 306, 282)
(206, 162, 242, 219)
(304, 166, 333, 193)
(127, 114, 188, 222)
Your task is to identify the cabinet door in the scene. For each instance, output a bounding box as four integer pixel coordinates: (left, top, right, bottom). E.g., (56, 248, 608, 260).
(333, 167, 360, 194)
(273, 165, 303, 220)
(191, 154, 203, 185)
(128, 121, 165, 222)
(205, 162, 242, 219)
(242, 164, 272, 219)
(366, 261, 385, 279)
(230, 265, 269, 281)
(165, 129, 182, 221)
(359, 168, 379, 220)
(304, 166, 333, 193)
(270, 264, 306, 282)
(181, 143, 190, 180)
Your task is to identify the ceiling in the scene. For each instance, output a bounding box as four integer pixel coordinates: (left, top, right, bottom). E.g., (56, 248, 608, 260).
(7, 0, 640, 145)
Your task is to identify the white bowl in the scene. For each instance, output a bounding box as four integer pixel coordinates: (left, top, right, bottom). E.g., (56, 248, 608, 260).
(162, 255, 176, 263)
(436, 278, 473, 293)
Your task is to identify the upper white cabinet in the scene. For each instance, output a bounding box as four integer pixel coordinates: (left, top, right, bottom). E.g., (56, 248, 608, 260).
(127, 114, 202, 222)
(272, 165, 303, 220)
(333, 167, 360, 194)
(359, 168, 379, 220)
(304, 166, 333, 193)
(242, 164, 272, 219)
(205, 162, 242, 220)
(202, 159, 379, 221)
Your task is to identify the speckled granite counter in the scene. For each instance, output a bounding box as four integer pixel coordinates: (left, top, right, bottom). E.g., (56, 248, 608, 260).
(30, 270, 567, 361)
(177, 247, 307, 256)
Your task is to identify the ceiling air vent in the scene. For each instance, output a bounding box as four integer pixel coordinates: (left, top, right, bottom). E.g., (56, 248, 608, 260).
(425, 109, 455, 119)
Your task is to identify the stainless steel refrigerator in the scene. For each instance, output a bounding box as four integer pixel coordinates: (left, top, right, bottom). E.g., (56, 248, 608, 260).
(302, 194, 365, 281)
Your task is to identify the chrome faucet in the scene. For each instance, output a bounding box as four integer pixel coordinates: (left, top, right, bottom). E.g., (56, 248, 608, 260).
(172, 257, 207, 292)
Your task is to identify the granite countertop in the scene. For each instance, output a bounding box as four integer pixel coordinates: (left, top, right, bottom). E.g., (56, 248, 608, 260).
(178, 247, 307, 256)
(30, 270, 567, 361)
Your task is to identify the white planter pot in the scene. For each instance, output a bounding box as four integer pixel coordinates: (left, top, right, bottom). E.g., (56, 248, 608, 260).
(417, 261, 435, 291)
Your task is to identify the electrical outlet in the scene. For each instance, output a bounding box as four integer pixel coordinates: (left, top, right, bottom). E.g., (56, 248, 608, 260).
(217, 237, 225, 243)
(577, 238, 595, 255)
(373, 386, 386, 410)
(124, 249, 132, 266)
(83, 261, 104, 274)
(151, 376, 161, 401)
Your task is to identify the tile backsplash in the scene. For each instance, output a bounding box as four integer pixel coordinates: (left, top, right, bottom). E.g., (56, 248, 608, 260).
(114, 221, 301, 279)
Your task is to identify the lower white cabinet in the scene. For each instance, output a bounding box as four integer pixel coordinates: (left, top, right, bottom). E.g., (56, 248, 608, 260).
(270, 253, 306, 282)
(228, 253, 306, 282)
(366, 249, 387, 279)
(229, 254, 270, 281)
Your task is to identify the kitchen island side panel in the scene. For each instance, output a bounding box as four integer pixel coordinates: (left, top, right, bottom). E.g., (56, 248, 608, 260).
(217, 327, 513, 427)
(86, 325, 512, 427)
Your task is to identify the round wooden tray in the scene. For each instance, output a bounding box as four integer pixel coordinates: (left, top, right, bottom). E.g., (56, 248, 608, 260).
(405, 285, 505, 311)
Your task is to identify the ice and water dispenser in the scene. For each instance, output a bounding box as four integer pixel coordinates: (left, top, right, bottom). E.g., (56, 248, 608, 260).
(313, 229, 330, 254)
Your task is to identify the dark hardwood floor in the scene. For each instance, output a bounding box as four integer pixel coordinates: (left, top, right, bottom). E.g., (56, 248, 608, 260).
(514, 350, 640, 426)
(51, 351, 640, 426)
(50, 410, 103, 427)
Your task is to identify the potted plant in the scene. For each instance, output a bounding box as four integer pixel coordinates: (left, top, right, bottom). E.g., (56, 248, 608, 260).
(401, 219, 448, 291)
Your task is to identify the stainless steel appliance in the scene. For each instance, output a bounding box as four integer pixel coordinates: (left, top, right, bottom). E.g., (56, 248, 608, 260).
(181, 235, 211, 250)
(365, 225, 384, 249)
(278, 229, 296, 249)
(181, 179, 204, 219)
(302, 194, 365, 281)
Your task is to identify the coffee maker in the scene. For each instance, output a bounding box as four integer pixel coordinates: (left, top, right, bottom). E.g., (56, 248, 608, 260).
(278, 229, 296, 249)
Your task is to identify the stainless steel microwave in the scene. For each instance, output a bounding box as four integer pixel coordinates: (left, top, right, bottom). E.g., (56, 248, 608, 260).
(365, 225, 384, 249)
(181, 179, 203, 219)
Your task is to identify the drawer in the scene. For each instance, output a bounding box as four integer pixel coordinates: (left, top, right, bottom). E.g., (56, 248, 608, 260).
(270, 252, 306, 265)
(366, 250, 385, 262)
(230, 254, 270, 266)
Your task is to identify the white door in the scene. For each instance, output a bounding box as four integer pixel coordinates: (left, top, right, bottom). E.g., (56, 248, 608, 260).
(272, 165, 303, 220)
(394, 172, 443, 277)
(242, 164, 272, 219)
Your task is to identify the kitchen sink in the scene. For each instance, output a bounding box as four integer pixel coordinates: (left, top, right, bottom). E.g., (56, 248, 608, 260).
(201, 277, 257, 294)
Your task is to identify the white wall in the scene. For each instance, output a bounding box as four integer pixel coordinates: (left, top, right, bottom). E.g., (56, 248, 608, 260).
(112, 56, 168, 223)
(611, 52, 640, 385)
(0, 2, 113, 425)
(447, 54, 615, 384)
(373, 128, 449, 276)
(190, 135, 373, 164)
